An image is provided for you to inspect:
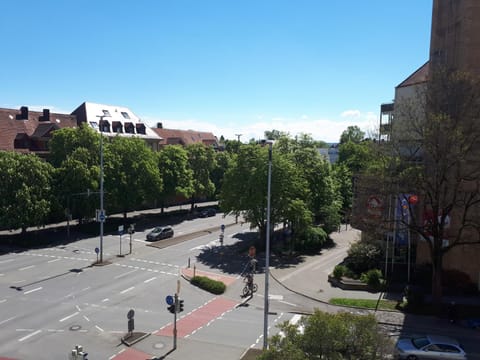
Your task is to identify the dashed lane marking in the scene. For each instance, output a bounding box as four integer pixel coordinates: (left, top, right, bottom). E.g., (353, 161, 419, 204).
(23, 287, 42, 295)
(18, 330, 41, 342)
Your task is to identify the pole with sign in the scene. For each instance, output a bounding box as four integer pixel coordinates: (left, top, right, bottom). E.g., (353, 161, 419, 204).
(118, 225, 124, 257)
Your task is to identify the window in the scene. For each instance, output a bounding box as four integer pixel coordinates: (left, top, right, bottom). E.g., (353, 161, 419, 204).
(136, 123, 146, 135)
(90, 121, 99, 130)
(121, 111, 130, 119)
(99, 120, 110, 133)
(124, 122, 135, 134)
(112, 121, 123, 133)
(102, 109, 111, 117)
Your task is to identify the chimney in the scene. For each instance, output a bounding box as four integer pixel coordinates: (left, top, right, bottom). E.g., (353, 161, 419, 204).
(157, 122, 163, 129)
(39, 109, 50, 122)
(16, 106, 29, 120)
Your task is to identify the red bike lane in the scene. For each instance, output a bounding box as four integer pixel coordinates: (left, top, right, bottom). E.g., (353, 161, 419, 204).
(155, 296, 239, 338)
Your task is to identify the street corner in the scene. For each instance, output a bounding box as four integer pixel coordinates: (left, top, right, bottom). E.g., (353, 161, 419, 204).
(181, 267, 238, 286)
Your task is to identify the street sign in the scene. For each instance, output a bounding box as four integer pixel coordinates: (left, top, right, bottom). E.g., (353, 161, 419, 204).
(166, 295, 174, 305)
(94, 247, 99, 254)
(118, 225, 124, 235)
(99, 212, 105, 222)
(221, 224, 225, 232)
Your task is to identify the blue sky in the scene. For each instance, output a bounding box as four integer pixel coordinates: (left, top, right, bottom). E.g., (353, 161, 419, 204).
(1, 1, 432, 143)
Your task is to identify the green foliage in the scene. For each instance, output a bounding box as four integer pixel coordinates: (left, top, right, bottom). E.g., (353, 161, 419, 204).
(330, 298, 399, 311)
(190, 275, 226, 294)
(157, 145, 194, 205)
(339, 125, 365, 144)
(360, 269, 384, 289)
(333, 265, 347, 279)
(104, 136, 162, 216)
(186, 143, 216, 205)
(345, 241, 383, 275)
(259, 310, 392, 360)
(0, 152, 53, 232)
(296, 226, 328, 252)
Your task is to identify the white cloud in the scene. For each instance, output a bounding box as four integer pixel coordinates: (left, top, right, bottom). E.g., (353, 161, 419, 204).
(144, 111, 378, 143)
(341, 109, 361, 118)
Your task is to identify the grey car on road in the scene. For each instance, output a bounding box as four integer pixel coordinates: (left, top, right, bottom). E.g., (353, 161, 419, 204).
(395, 334, 468, 360)
(146, 226, 174, 241)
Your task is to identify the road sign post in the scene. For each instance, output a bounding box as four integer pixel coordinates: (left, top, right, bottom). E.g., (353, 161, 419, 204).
(118, 225, 124, 257)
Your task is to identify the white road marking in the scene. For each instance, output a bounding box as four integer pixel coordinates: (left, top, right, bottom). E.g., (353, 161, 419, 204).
(76, 305, 81, 312)
(0, 316, 16, 325)
(0, 274, 4, 276)
(144, 277, 157, 283)
(19, 265, 35, 271)
(95, 325, 104, 332)
(18, 329, 41, 342)
(83, 315, 90, 322)
(47, 258, 61, 263)
(134, 239, 148, 243)
(23, 287, 42, 295)
(120, 287, 135, 294)
(0, 259, 14, 264)
(0, 299, 6, 304)
(102, 298, 109, 302)
(114, 269, 137, 279)
(279, 300, 298, 306)
(59, 312, 79, 322)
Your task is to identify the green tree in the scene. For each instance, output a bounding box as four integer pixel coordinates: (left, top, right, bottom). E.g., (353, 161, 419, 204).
(186, 143, 216, 211)
(157, 145, 194, 211)
(0, 152, 53, 233)
(220, 144, 308, 244)
(339, 125, 365, 144)
(104, 136, 162, 218)
(259, 310, 392, 360)
(211, 151, 233, 197)
(51, 148, 99, 222)
(48, 124, 99, 167)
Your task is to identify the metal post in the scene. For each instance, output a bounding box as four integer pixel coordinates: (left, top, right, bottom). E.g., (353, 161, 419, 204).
(263, 142, 272, 350)
(97, 114, 110, 264)
(173, 293, 178, 350)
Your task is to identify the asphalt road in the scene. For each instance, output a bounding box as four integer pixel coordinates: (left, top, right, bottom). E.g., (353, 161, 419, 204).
(1, 214, 479, 359)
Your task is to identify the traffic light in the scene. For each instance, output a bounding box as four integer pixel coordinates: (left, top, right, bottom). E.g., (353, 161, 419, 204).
(178, 299, 184, 312)
(168, 304, 176, 313)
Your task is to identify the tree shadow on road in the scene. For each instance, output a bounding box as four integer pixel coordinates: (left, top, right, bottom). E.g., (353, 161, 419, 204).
(195, 230, 308, 276)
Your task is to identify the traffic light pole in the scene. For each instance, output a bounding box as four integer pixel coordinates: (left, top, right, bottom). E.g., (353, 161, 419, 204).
(173, 293, 178, 350)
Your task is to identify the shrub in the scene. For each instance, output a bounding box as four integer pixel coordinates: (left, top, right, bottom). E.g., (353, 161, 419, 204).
(333, 265, 347, 279)
(297, 227, 328, 252)
(190, 275, 226, 295)
(360, 269, 383, 289)
(345, 241, 383, 274)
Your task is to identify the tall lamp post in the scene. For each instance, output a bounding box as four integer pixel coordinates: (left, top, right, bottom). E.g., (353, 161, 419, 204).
(97, 114, 110, 263)
(263, 140, 273, 350)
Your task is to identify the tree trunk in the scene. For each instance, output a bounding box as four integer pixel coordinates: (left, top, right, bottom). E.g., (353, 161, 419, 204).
(431, 250, 443, 311)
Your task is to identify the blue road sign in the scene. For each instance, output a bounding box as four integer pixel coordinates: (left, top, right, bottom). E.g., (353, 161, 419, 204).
(94, 247, 100, 254)
(166, 295, 174, 305)
(99, 213, 105, 222)
(221, 224, 225, 232)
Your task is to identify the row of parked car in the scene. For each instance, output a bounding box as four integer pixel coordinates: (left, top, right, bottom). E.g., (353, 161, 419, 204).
(145, 208, 217, 241)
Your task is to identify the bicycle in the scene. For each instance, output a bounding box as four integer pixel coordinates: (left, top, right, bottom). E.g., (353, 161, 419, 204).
(242, 274, 258, 297)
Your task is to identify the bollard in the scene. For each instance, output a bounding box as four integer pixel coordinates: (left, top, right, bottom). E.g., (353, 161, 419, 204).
(193, 264, 196, 278)
(188, 257, 191, 268)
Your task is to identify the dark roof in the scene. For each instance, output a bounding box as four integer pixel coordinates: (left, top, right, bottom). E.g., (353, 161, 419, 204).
(0, 107, 77, 152)
(396, 61, 429, 88)
(151, 127, 218, 146)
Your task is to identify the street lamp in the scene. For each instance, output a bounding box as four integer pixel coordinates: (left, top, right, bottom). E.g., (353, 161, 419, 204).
(97, 114, 110, 263)
(263, 140, 273, 350)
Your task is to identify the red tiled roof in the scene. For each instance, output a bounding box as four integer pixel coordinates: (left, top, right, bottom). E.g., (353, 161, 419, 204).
(0, 107, 77, 152)
(396, 61, 429, 88)
(151, 128, 217, 146)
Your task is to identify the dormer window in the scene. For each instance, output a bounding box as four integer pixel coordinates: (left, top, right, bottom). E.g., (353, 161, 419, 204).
(135, 123, 146, 135)
(124, 122, 135, 134)
(99, 119, 110, 133)
(112, 121, 123, 133)
(121, 111, 130, 119)
(102, 109, 111, 117)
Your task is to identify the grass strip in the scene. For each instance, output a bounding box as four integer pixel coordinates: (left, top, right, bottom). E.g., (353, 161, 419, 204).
(330, 298, 400, 311)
